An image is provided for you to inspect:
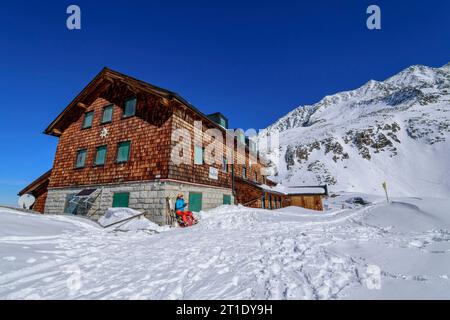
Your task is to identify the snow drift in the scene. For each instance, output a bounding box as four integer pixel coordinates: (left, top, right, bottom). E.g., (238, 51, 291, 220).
(98, 207, 164, 233)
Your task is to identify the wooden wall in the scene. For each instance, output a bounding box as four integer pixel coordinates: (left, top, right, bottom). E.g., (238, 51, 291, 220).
(234, 179, 263, 207)
(234, 179, 324, 211)
(31, 181, 49, 214)
(49, 95, 173, 188)
(234, 179, 288, 209)
(289, 195, 323, 211)
(168, 107, 269, 188)
(168, 108, 231, 188)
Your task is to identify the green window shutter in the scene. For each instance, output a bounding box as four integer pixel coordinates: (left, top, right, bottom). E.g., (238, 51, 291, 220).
(102, 105, 113, 123)
(82, 111, 94, 128)
(239, 132, 245, 144)
(261, 194, 265, 209)
(219, 117, 226, 128)
(194, 145, 203, 165)
(75, 149, 87, 168)
(124, 98, 136, 117)
(222, 157, 228, 172)
(117, 141, 131, 163)
(95, 145, 107, 165)
(242, 165, 247, 179)
(223, 194, 231, 205)
(249, 140, 256, 153)
(188, 192, 202, 212)
(112, 193, 130, 207)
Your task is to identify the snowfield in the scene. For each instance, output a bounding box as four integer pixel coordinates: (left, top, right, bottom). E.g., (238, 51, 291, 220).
(1, 194, 450, 300)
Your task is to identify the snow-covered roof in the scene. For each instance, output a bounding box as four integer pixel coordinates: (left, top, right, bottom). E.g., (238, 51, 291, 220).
(260, 184, 327, 195)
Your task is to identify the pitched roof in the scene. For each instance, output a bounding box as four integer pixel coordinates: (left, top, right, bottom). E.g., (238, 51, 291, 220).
(44, 67, 216, 137)
(18, 170, 52, 196)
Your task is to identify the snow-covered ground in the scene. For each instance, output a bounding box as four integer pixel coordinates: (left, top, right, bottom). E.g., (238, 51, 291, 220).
(1, 194, 450, 300)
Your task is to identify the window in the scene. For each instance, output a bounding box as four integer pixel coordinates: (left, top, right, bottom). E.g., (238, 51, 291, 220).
(249, 140, 257, 153)
(254, 171, 258, 182)
(123, 97, 136, 117)
(263, 176, 267, 185)
(102, 105, 113, 123)
(242, 165, 247, 179)
(223, 194, 231, 205)
(82, 111, 94, 129)
(235, 130, 245, 145)
(112, 192, 130, 207)
(75, 149, 87, 168)
(117, 141, 131, 163)
(94, 145, 107, 166)
(222, 156, 228, 173)
(194, 145, 203, 165)
(219, 117, 227, 128)
(268, 195, 272, 210)
(261, 194, 265, 209)
(189, 192, 203, 212)
(64, 194, 78, 214)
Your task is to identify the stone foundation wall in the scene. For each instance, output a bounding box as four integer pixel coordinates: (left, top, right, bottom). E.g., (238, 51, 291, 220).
(161, 181, 233, 211)
(44, 180, 233, 225)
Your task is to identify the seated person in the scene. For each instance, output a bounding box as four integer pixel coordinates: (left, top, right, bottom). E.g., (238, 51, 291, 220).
(175, 194, 196, 226)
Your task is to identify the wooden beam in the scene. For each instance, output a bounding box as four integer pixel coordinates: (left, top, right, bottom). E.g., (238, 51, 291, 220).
(103, 76, 115, 84)
(52, 128, 62, 135)
(76, 102, 87, 109)
(161, 97, 170, 107)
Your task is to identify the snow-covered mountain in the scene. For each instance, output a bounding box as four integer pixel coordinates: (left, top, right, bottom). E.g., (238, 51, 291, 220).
(260, 63, 450, 197)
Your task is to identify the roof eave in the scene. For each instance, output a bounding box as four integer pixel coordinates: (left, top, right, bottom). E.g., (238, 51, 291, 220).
(287, 193, 327, 196)
(44, 67, 111, 137)
(18, 169, 52, 196)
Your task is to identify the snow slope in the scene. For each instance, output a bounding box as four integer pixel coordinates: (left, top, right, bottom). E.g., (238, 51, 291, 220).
(1, 196, 450, 300)
(259, 63, 450, 197)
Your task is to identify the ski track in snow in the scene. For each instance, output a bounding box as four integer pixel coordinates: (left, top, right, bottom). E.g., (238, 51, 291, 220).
(1, 196, 450, 300)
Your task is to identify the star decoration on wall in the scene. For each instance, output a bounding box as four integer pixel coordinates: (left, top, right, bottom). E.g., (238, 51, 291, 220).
(100, 127, 109, 139)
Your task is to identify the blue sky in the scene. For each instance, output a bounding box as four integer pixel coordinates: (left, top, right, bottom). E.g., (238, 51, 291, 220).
(0, 0, 449, 206)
